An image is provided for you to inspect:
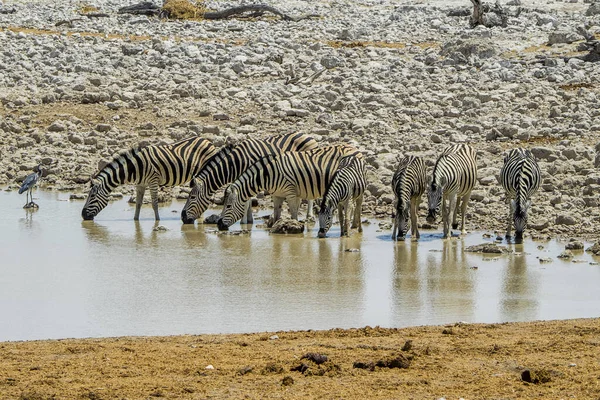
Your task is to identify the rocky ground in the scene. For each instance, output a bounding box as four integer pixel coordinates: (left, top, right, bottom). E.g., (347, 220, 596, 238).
(1, 0, 600, 238)
(1, 318, 599, 399)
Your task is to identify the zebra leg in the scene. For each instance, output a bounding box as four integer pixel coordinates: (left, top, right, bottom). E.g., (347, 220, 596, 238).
(411, 196, 420, 239)
(443, 195, 455, 239)
(460, 192, 472, 235)
(134, 185, 146, 221)
(338, 202, 348, 236)
(306, 200, 314, 219)
(506, 197, 514, 238)
(287, 196, 301, 220)
(352, 194, 363, 233)
(452, 196, 461, 230)
(268, 197, 283, 227)
(241, 200, 253, 224)
(149, 183, 160, 221)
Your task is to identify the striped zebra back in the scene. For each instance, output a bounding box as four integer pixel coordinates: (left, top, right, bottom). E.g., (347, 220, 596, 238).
(431, 143, 478, 196)
(195, 132, 318, 189)
(94, 136, 216, 189)
(230, 144, 360, 201)
(277, 145, 362, 200)
(500, 148, 541, 200)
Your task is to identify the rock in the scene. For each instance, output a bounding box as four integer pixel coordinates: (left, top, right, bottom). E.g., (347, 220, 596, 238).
(539, 257, 553, 264)
(47, 121, 66, 132)
(204, 214, 220, 224)
(555, 215, 577, 226)
(565, 240, 584, 250)
(281, 376, 294, 386)
(465, 243, 509, 254)
(521, 369, 552, 384)
(548, 31, 583, 45)
(301, 353, 328, 365)
(270, 219, 304, 234)
(586, 3, 600, 15)
(557, 250, 573, 259)
(585, 242, 600, 255)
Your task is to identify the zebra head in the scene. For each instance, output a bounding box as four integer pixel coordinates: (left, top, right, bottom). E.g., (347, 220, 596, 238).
(426, 175, 446, 223)
(217, 185, 246, 231)
(81, 179, 110, 221)
(181, 178, 211, 224)
(394, 200, 411, 240)
(513, 199, 530, 240)
(318, 198, 336, 238)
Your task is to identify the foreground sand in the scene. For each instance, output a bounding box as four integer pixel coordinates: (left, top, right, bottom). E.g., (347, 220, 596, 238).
(1, 318, 599, 399)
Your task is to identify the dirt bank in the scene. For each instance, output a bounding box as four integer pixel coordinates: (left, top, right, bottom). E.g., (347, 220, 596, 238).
(1, 318, 599, 399)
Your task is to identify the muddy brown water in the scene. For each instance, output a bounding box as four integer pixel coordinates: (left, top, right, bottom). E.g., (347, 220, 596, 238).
(2, 189, 600, 341)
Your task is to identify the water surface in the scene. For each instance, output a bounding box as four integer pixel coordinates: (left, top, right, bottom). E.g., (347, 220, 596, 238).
(1, 190, 599, 341)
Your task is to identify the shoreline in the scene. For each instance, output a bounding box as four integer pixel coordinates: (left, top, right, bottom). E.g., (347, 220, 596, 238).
(1, 318, 599, 399)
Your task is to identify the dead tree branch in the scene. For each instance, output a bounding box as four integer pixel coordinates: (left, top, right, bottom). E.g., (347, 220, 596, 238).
(203, 4, 319, 21)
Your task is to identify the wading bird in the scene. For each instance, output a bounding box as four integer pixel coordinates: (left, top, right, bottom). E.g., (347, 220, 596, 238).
(19, 164, 43, 208)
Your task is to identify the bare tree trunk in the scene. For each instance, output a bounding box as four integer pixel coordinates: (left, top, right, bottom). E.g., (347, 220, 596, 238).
(470, 0, 484, 27)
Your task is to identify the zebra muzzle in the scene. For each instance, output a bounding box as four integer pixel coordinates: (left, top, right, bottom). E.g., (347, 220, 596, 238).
(216, 218, 230, 231)
(317, 229, 327, 238)
(181, 210, 195, 225)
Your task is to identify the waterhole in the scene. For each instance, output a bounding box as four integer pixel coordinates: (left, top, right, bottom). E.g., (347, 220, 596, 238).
(1, 189, 599, 341)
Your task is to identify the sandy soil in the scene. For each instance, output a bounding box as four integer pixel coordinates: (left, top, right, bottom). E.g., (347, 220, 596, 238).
(1, 318, 599, 399)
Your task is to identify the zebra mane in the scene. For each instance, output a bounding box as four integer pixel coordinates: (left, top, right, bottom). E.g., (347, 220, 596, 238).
(92, 146, 143, 181)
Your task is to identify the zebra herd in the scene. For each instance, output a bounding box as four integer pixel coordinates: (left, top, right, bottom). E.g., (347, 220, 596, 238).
(81, 133, 542, 241)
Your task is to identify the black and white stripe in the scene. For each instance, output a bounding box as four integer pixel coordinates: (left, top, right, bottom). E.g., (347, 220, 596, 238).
(500, 148, 541, 240)
(391, 156, 427, 241)
(82, 136, 216, 221)
(426, 144, 478, 238)
(181, 132, 318, 224)
(317, 154, 366, 238)
(217, 144, 361, 231)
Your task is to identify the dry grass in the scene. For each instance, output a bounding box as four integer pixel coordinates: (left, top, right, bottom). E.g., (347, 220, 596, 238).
(78, 4, 100, 14)
(162, 0, 207, 20)
(0, 319, 599, 399)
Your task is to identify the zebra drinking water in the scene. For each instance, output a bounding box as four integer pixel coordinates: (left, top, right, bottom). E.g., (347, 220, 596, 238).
(82, 136, 216, 221)
(181, 132, 318, 224)
(317, 154, 366, 238)
(391, 156, 427, 241)
(499, 148, 541, 240)
(216, 144, 361, 231)
(426, 144, 478, 239)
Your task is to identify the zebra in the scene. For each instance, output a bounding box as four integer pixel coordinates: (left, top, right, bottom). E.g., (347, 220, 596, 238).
(82, 136, 216, 221)
(391, 155, 427, 241)
(318, 154, 366, 238)
(180, 132, 318, 224)
(426, 144, 478, 239)
(499, 148, 541, 240)
(216, 144, 362, 231)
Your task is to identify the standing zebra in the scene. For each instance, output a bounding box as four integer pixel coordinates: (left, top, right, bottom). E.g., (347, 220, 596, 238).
(391, 156, 427, 241)
(426, 144, 478, 239)
(181, 132, 318, 224)
(499, 148, 541, 240)
(217, 144, 362, 231)
(318, 154, 366, 238)
(82, 136, 216, 221)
